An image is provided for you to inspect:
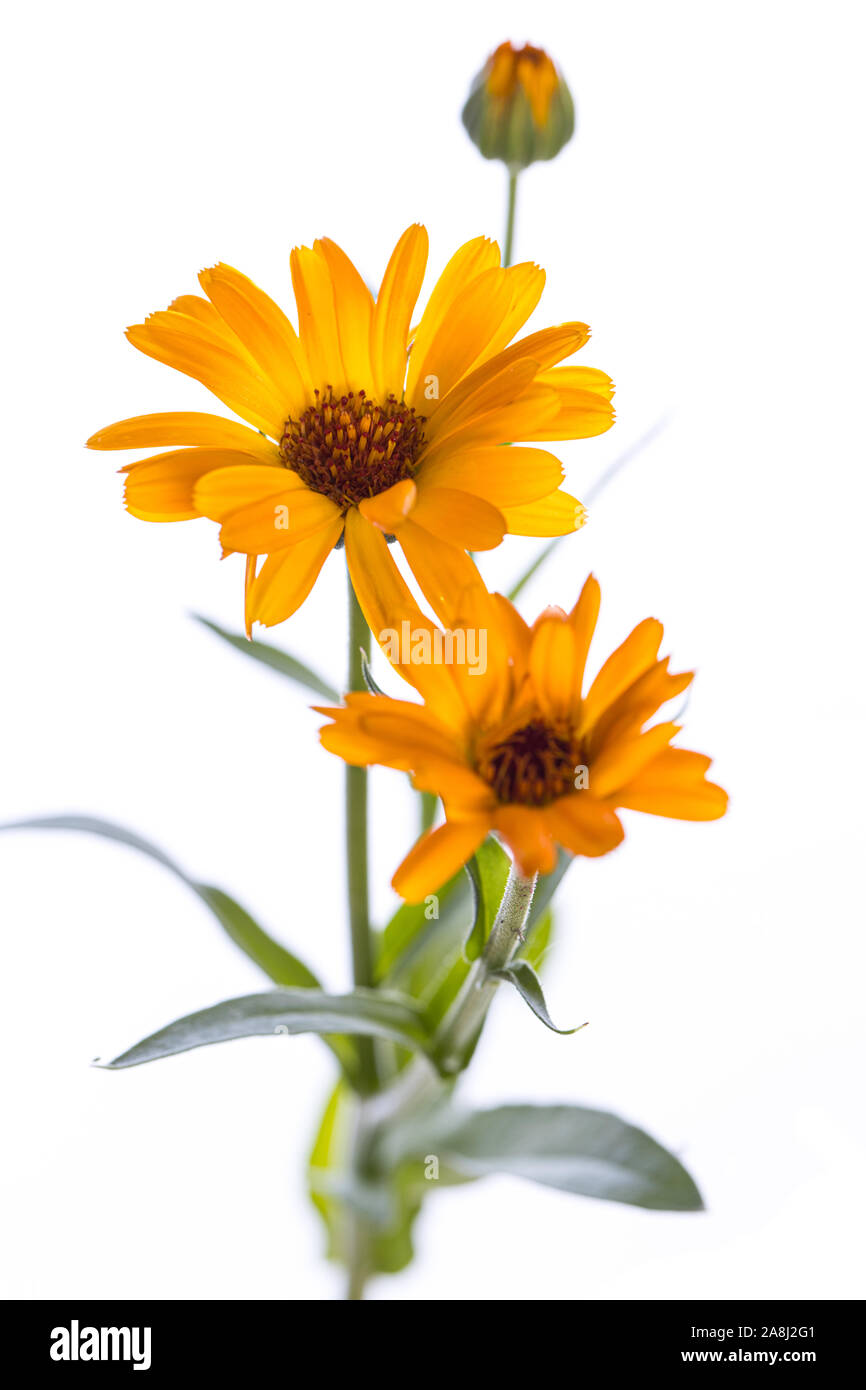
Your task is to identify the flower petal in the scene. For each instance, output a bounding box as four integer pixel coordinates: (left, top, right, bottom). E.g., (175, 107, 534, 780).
(397, 519, 486, 627)
(493, 805, 558, 877)
(581, 617, 664, 732)
(417, 444, 565, 507)
(545, 795, 625, 857)
(370, 225, 428, 399)
(358, 479, 417, 532)
(616, 748, 728, 821)
(410, 486, 506, 551)
(123, 448, 274, 521)
(315, 237, 376, 388)
(392, 818, 490, 902)
(500, 491, 587, 537)
(245, 516, 343, 627)
(87, 412, 278, 456)
(198, 262, 311, 415)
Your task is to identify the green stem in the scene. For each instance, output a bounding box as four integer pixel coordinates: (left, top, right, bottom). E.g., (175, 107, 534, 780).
(419, 791, 437, 835)
(433, 864, 537, 1074)
(503, 168, 519, 267)
(346, 572, 377, 1093)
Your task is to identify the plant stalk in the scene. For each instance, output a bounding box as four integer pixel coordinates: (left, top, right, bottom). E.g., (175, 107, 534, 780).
(504, 168, 519, 267)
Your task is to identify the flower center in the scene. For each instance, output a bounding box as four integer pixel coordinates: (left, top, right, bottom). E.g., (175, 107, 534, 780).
(279, 388, 427, 509)
(476, 718, 580, 807)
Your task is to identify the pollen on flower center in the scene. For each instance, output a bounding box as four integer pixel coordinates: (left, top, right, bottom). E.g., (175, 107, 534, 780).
(476, 718, 581, 807)
(279, 388, 427, 509)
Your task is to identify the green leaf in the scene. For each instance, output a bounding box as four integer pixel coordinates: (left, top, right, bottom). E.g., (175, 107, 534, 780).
(97, 988, 432, 1068)
(1, 815, 320, 990)
(491, 959, 584, 1034)
(359, 649, 386, 696)
(463, 836, 510, 961)
(519, 905, 554, 973)
(506, 419, 670, 602)
(194, 615, 339, 702)
(386, 1103, 704, 1211)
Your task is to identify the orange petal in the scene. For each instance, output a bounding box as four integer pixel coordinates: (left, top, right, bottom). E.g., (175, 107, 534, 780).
(581, 617, 664, 732)
(391, 818, 490, 902)
(194, 463, 306, 521)
(406, 236, 501, 396)
(493, 806, 558, 877)
(529, 616, 581, 721)
(545, 795, 625, 857)
(616, 748, 728, 821)
(567, 574, 601, 699)
(590, 721, 681, 798)
(358, 479, 417, 532)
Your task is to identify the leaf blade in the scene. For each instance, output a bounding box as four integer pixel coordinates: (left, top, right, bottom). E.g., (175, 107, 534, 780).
(492, 959, 583, 1034)
(194, 615, 340, 701)
(98, 988, 432, 1069)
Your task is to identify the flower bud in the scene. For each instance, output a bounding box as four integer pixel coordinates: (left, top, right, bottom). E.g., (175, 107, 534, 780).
(462, 41, 576, 172)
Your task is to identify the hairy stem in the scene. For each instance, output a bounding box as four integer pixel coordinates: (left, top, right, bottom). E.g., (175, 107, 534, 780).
(504, 168, 519, 267)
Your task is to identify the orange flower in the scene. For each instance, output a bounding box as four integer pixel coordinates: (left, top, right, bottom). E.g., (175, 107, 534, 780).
(317, 574, 727, 901)
(87, 228, 613, 633)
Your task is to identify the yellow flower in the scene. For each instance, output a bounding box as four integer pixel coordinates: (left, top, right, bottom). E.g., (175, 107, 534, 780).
(462, 42, 575, 169)
(317, 575, 727, 901)
(88, 228, 613, 633)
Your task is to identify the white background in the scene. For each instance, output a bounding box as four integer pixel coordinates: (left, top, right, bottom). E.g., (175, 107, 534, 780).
(2, 0, 864, 1301)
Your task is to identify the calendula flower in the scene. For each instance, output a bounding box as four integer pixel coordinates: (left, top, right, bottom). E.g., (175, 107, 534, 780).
(462, 41, 575, 169)
(87, 227, 613, 633)
(317, 574, 727, 901)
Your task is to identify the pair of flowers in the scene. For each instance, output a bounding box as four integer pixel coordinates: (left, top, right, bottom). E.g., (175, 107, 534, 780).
(89, 228, 726, 898)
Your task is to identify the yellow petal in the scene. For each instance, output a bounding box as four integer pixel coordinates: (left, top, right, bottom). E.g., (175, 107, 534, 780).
(370, 225, 429, 399)
(407, 236, 500, 393)
(247, 516, 344, 627)
(343, 510, 467, 727)
(397, 519, 486, 628)
(410, 487, 506, 551)
(417, 444, 564, 507)
(88, 412, 278, 457)
(123, 448, 273, 522)
(198, 262, 311, 416)
(126, 320, 286, 437)
(194, 463, 306, 521)
(500, 491, 587, 537)
(315, 237, 375, 388)
(290, 244, 346, 393)
(567, 574, 601, 699)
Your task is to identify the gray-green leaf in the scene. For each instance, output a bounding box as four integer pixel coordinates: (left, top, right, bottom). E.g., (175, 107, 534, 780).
(194, 615, 339, 702)
(384, 1102, 703, 1211)
(98, 988, 432, 1069)
(491, 959, 584, 1034)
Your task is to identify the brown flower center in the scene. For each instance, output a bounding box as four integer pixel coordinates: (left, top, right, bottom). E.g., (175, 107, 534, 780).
(279, 388, 427, 509)
(477, 718, 581, 807)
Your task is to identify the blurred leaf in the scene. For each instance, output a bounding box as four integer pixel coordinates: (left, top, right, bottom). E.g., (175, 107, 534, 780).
(464, 837, 509, 961)
(1, 815, 320, 989)
(1, 815, 359, 1080)
(194, 615, 339, 701)
(526, 847, 572, 931)
(97, 988, 431, 1069)
(506, 419, 670, 602)
(520, 905, 554, 974)
(385, 1103, 703, 1211)
(492, 959, 583, 1034)
(377, 868, 468, 981)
